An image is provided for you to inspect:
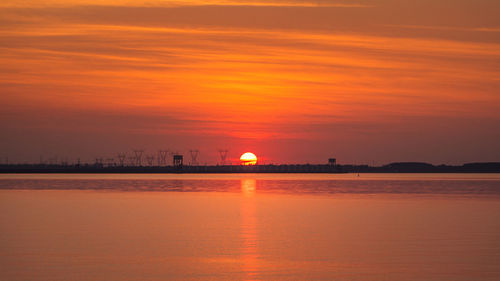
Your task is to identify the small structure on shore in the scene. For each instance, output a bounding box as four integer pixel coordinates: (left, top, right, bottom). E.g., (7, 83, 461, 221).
(328, 158, 336, 166)
(173, 155, 183, 167)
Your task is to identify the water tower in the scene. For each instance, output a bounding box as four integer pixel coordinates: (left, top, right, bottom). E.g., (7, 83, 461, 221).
(173, 155, 183, 167)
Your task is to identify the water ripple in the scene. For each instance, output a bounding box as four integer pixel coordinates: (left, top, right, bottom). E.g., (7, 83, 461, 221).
(0, 178, 499, 195)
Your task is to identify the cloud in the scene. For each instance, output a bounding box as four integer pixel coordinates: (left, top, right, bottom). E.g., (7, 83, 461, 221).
(0, 0, 370, 8)
(1, 0, 499, 163)
(382, 24, 500, 33)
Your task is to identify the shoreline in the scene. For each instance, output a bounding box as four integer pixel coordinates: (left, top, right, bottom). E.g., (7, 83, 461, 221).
(1, 162, 499, 173)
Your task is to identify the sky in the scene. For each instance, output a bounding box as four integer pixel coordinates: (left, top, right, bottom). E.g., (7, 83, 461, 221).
(0, 0, 499, 165)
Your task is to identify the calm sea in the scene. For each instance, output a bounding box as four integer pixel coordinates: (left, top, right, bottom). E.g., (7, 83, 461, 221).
(1, 173, 499, 280)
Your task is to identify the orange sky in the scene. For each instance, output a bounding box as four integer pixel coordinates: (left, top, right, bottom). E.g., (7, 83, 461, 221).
(1, 0, 499, 164)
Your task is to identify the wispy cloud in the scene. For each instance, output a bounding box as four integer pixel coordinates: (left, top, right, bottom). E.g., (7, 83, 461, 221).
(382, 24, 500, 33)
(0, 0, 370, 8)
(2, 22, 498, 122)
(166, 1, 371, 8)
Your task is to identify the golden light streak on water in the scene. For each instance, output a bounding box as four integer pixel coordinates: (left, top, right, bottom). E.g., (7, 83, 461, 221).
(240, 179, 259, 280)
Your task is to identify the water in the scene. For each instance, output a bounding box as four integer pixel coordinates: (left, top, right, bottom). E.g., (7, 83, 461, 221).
(1, 173, 499, 280)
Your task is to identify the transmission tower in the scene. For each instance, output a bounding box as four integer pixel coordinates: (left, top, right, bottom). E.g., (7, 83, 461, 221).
(128, 156, 136, 166)
(146, 155, 155, 166)
(218, 149, 228, 165)
(189, 149, 199, 165)
(117, 153, 126, 166)
(158, 150, 168, 166)
(106, 158, 115, 167)
(95, 158, 103, 167)
(133, 150, 144, 166)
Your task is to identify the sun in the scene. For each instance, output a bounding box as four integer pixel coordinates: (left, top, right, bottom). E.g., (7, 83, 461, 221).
(240, 152, 257, 165)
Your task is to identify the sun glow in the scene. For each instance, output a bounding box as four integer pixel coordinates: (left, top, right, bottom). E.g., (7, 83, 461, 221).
(240, 152, 258, 165)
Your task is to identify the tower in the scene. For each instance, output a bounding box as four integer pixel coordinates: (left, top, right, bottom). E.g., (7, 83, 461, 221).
(133, 150, 144, 166)
(158, 150, 168, 166)
(173, 155, 183, 168)
(328, 158, 336, 166)
(146, 155, 155, 166)
(117, 153, 126, 166)
(189, 149, 199, 165)
(218, 149, 228, 165)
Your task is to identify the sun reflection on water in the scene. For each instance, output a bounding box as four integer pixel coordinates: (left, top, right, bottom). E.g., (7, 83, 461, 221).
(240, 179, 259, 280)
(241, 178, 256, 197)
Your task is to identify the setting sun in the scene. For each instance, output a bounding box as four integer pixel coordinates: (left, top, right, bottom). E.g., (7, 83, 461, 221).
(240, 152, 258, 165)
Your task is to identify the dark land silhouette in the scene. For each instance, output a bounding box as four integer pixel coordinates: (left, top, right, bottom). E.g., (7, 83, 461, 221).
(0, 162, 499, 173)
